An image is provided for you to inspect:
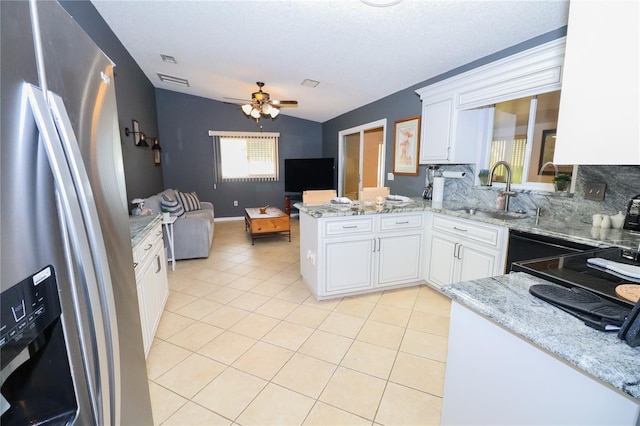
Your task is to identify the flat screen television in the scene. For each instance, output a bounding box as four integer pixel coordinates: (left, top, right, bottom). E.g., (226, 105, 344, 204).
(285, 158, 335, 193)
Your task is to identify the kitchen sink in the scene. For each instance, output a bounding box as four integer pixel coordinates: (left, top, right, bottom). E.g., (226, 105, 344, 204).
(454, 208, 528, 220)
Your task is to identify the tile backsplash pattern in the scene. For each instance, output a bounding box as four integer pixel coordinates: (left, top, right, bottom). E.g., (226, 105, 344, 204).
(440, 165, 640, 224)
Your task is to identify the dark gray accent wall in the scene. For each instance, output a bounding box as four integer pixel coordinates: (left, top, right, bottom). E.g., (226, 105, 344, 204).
(155, 89, 323, 217)
(59, 1, 163, 205)
(322, 27, 569, 199)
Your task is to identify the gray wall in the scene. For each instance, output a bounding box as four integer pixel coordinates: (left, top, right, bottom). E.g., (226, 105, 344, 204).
(60, 1, 163, 205)
(321, 28, 569, 199)
(156, 89, 323, 217)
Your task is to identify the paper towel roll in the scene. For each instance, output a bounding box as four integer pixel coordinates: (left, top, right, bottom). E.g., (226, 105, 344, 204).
(432, 177, 445, 203)
(442, 171, 466, 179)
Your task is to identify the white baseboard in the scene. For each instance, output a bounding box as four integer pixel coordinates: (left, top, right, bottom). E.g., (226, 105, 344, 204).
(214, 216, 245, 222)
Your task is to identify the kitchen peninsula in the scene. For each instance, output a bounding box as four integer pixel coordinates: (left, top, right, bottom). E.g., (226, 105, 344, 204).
(296, 198, 640, 300)
(441, 273, 640, 425)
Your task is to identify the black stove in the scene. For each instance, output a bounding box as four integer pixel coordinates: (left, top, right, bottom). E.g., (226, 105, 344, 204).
(512, 247, 640, 308)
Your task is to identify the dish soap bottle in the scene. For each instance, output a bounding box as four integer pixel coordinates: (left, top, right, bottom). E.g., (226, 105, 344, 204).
(496, 191, 506, 210)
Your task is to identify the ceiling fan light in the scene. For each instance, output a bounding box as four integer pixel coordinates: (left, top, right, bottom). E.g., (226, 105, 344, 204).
(250, 108, 261, 119)
(269, 107, 280, 118)
(241, 104, 253, 115)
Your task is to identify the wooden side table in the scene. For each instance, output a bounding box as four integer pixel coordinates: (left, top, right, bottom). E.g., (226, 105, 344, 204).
(244, 207, 291, 245)
(162, 215, 178, 270)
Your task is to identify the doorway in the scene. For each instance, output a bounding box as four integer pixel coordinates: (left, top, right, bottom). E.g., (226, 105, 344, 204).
(338, 119, 386, 199)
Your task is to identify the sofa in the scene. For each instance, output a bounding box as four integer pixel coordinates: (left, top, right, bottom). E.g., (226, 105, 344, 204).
(143, 189, 214, 260)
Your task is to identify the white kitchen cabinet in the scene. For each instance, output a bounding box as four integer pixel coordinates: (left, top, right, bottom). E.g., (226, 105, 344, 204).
(324, 235, 375, 294)
(300, 212, 425, 299)
(419, 98, 453, 163)
(132, 220, 169, 357)
(425, 214, 507, 288)
(416, 38, 566, 167)
(555, 1, 639, 165)
(416, 95, 480, 164)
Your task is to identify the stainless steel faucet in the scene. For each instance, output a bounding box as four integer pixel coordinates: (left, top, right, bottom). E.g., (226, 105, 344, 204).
(489, 161, 517, 211)
(538, 161, 559, 176)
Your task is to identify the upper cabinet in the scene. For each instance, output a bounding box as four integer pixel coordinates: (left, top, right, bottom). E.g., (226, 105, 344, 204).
(554, 1, 639, 165)
(416, 39, 566, 165)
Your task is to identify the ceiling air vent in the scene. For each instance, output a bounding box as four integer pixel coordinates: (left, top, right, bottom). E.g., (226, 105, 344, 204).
(157, 73, 189, 87)
(160, 54, 177, 64)
(301, 79, 319, 88)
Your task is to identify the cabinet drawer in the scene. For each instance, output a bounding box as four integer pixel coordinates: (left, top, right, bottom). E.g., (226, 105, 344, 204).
(379, 214, 423, 231)
(132, 245, 140, 270)
(323, 217, 374, 236)
(432, 214, 503, 248)
(137, 222, 162, 264)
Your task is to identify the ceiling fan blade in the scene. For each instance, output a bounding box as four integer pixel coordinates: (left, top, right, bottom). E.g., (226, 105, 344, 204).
(223, 96, 252, 104)
(272, 100, 298, 107)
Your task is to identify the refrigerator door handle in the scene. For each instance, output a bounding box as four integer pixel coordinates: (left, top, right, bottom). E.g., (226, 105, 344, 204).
(48, 91, 121, 423)
(24, 83, 113, 426)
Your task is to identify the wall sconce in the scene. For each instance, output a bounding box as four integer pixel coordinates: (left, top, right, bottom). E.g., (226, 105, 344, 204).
(124, 119, 149, 147)
(151, 138, 162, 166)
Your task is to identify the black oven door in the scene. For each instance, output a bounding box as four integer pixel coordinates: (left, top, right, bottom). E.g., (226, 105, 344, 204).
(506, 229, 596, 272)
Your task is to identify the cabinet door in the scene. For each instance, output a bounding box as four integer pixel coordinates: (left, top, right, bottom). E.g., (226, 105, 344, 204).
(139, 258, 157, 355)
(155, 243, 169, 321)
(555, 1, 639, 164)
(420, 98, 452, 163)
(147, 246, 168, 337)
(323, 237, 375, 295)
(136, 279, 150, 356)
(377, 233, 422, 287)
(426, 232, 457, 288)
(457, 242, 499, 282)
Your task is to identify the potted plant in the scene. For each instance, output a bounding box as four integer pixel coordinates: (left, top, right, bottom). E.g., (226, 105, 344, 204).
(161, 207, 171, 221)
(553, 173, 571, 192)
(478, 169, 490, 186)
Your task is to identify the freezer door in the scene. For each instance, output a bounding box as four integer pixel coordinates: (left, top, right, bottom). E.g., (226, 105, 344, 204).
(31, 1, 152, 424)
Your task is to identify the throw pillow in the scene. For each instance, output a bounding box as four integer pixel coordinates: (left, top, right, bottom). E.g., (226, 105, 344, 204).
(176, 191, 201, 212)
(161, 193, 184, 217)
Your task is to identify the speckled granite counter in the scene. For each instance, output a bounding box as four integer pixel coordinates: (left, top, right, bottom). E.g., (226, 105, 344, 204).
(294, 198, 640, 251)
(129, 214, 161, 246)
(441, 272, 640, 400)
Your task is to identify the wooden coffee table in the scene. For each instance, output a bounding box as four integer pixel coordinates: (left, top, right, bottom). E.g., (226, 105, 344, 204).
(244, 207, 291, 245)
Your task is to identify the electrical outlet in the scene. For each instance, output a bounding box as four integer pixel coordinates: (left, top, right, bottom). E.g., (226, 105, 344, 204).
(233, 200, 238, 206)
(584, 182, 607, 201)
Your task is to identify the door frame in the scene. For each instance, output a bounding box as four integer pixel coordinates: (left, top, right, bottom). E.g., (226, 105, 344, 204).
(337, 118, 387, 197)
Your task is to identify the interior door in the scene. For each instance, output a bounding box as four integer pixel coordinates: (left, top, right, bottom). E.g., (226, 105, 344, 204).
(338, 119, 386, 199)
(343, 133, 360, 200)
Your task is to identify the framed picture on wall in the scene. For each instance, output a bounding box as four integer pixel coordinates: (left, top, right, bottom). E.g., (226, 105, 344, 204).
(393, 115, 420, 176)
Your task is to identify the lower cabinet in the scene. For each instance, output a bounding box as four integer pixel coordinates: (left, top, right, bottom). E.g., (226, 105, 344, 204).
(426, 214, 507, 289)
(300, 212, 425, 299)
(133, 221, 169, 357)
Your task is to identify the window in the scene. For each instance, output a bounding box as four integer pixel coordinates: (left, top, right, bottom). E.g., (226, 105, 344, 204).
(481, 91, 573, 189)
(209, 131, 279, 182)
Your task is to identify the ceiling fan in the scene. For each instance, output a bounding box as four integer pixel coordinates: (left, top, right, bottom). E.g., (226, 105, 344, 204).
(225, 82, 298, 121)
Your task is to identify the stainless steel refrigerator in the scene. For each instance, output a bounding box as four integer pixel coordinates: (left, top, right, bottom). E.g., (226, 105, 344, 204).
(1, 0, 153, 424)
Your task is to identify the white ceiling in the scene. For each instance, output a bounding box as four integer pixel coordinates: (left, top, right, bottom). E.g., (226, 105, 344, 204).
(90, 0, 569, 123)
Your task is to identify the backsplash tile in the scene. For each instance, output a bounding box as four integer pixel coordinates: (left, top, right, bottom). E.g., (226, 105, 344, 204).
(439, 165, 640, 224)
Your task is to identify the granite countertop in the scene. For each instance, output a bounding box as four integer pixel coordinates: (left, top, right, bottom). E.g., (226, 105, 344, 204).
(440, 272, 640, 400)
(294, 198, 640, 251)
(129, 214, 161, 246)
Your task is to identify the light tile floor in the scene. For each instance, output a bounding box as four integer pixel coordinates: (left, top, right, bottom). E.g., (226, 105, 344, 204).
(147, 218, 451, 425)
